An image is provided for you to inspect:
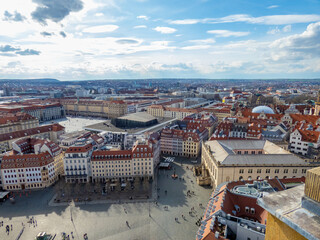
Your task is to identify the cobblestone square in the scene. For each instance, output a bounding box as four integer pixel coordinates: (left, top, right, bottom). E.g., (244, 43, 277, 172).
(0, 159, 211, 240)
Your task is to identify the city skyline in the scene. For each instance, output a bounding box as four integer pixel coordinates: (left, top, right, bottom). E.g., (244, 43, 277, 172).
(1, 0, 320, 80)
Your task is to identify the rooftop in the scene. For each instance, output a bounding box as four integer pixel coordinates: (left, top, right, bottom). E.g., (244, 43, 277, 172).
(205, 140, 308, 166)
(116, 112, 157, 122)
(257, 184, 320, 240)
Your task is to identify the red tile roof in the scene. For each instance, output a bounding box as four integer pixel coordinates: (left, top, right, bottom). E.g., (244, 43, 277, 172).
(92, 150, 132, 161)
(0, 112, 36, 125)
(2, 151, 53, 169)
(0, 123, 64, 142)
(65, 143, 93, 153)
(198, 177, 306, 240)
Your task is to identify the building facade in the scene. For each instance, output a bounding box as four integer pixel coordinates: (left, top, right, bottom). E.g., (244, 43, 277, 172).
(1, 138, 63, 191)
(61, 99, 127, 119)
(290, 128, 320, 156)
(91, 141, 156, 182)
(0, 103, 65, 122)
(0, 112, 39, 134)
(0, 123, 65, 154)
(201, 140, 315, 188)
(64, 143, 94, 183)
(258, 167, 320, 240)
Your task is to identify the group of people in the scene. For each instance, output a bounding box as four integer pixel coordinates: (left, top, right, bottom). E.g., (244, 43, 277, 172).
(4, 224, 12, 235)
(189, 206, 196, 215)
(28, 216, 37, 228)
(186, 190, 195, 197)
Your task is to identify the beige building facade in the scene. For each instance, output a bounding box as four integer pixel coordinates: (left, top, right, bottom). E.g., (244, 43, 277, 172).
(201, 140, 316, 188)
(0, 113, 39, 134)
(61, 99, 127, 118)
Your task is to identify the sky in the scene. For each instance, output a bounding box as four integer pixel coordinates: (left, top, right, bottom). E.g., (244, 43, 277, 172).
(1, 0, 320, 80)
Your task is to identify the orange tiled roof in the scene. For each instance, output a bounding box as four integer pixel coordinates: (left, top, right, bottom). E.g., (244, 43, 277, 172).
(296, 129, 320, 143)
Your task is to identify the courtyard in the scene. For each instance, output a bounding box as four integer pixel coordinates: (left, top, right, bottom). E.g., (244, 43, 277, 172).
(41, 117, 106, 133)
(0, 159, 212, 240)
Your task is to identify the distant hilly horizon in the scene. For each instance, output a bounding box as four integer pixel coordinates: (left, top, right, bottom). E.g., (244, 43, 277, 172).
(0, 78, 319, 82)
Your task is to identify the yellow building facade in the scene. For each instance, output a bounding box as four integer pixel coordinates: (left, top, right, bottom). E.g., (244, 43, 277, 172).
(265, 213, 307, 240)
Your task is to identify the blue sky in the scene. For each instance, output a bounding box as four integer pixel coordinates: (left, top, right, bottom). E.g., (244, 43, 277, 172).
(1, 0, 320, 80)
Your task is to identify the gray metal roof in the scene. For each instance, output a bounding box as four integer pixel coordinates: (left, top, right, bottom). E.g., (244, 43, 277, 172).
(117, 112, 157, 122)
(221, 154, 307, 166)
(219, 140, 266, 150)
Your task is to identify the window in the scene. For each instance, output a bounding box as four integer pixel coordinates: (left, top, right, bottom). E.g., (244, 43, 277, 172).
(284, 169, 288, 173)
(257, 169, 261, 173)
(275, 169, 279, 174)
(266, 169, 270, 173)
(245, 207, 249, 213)
(302, 169, 306, 174)
(250, 208, 255, 214)
(239, 169, 244, 174)
(248, 169, 252, 173)
(293, 169, 297, 174)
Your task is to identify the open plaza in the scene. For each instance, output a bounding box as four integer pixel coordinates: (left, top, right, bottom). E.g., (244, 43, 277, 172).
(41, 117, 107, 133)
(0, 159, 211, 240)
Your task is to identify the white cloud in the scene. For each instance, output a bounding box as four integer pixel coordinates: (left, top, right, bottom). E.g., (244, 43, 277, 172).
(268, 25, 292, 35)
(267, 5, 279, 9)
(189, 38, 215, 44)
(181, 45, 211, 50)
(170, 14, 320, 25)
(153, 26, 177, 34)
(133, 25, 147, 29)
(270, 22, 320, 60)
(213, 14, 320, 25)
(95, 13, 104, 17)
(283, 25, 291, 32)
(207, 30, 249, 37)
(83, 25, 119, 33)
(267, 27, 281, 35)
(137, 15, 149, 20)
(170, 19, 199, 25)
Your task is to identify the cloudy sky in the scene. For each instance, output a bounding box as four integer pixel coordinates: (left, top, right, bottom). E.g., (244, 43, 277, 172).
(1, 0, 320, 80)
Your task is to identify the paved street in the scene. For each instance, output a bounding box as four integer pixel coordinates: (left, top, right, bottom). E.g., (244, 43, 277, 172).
(0, 159, 212, 240)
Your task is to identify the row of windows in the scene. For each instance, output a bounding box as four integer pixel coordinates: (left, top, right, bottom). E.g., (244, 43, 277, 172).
(3, 168, 42, 173)
(6, 183, 43, 190)
(237, 151, 263, 155)
(6, 178, 42, 184)
(65, 159, 87, 164)
(239, 168, 306, 174)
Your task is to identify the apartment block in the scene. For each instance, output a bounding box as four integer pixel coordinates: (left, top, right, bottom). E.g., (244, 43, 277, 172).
(1, 138, 63, 191)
